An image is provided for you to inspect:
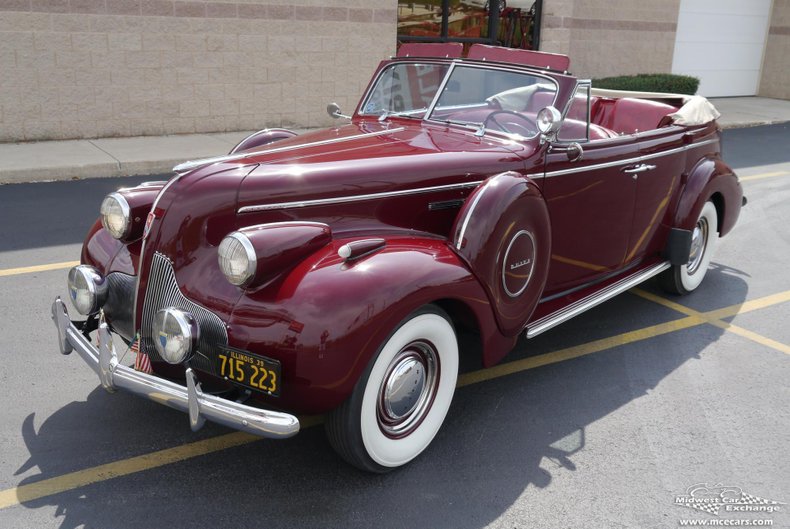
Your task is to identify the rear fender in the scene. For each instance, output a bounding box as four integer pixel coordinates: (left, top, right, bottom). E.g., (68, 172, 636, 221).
(227, 237, 514, 414)
(451, 171, 551, 336)
(673, 156, 743, 236)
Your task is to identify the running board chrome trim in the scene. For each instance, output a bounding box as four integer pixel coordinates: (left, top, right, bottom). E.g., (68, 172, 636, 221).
(525, 261, 671, 339)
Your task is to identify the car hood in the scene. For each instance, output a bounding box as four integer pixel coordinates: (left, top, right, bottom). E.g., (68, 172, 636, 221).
(234, 121, 537, 210)
(135, 120, 538, 324)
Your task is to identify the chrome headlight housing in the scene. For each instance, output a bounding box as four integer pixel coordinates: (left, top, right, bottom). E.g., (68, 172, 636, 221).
(218, 232, 257, 286)
(67, 265, 108, 315)
(100, 192, 131, 239)
(152, 308, 199, 364)
(537, 106, 562, 135)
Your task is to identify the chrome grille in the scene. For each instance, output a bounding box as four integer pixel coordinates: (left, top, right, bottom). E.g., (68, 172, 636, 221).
(105, 272, 135, 341)
(140, 252, 228, 373)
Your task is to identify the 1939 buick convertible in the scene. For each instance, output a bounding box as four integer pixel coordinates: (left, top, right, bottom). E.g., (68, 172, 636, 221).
(52, 43, 744, 472)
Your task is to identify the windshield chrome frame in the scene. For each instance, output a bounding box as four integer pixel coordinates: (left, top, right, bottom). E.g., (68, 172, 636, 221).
(556, 79, 592, 144)
(358, 59, 561, 141)
(357, 59, 451, 119)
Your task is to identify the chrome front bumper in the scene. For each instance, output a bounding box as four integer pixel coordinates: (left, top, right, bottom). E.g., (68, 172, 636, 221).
(51, 297, 300, 439)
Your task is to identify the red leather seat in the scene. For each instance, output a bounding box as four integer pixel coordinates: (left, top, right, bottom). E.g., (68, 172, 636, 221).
(559, 119, 619, 140)
(525, 90, 555, 113)
(593, 98, 678, 134)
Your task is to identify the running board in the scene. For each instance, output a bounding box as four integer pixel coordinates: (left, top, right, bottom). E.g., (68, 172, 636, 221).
(525, 261, 671, 339)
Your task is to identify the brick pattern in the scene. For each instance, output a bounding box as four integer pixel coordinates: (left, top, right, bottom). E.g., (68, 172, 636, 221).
(0, 1, 396, 141)
(539, 0, 680, 80)
(760, 0, 790, 99)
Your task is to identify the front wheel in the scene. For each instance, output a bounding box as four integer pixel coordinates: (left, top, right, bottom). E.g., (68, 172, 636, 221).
(325, 305, 459, 472)
(660, 200, 718, 295)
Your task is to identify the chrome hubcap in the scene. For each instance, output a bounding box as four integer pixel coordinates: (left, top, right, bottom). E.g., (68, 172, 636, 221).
(377, 341, 439, 438)
(687, 217, 709, 275)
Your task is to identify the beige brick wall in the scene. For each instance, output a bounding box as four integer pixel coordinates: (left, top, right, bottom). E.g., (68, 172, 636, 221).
(0, 1, 396, 142)
(540, 0, 680, 80)
(759, 0, 790, 99)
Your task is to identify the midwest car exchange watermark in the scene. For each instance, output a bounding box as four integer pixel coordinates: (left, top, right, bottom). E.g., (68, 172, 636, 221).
(674, 483, 784, 526)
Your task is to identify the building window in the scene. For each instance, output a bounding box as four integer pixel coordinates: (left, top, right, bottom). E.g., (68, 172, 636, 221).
(397, 1, 542, 50)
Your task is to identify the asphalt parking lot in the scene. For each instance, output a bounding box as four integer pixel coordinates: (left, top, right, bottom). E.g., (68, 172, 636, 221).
(0, 124, 788, 529)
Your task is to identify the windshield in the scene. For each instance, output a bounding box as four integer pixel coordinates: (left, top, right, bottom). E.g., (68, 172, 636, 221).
(362, 62, 557, 137)
(429, 65, 557, 137)
(361, 63, 450, 119)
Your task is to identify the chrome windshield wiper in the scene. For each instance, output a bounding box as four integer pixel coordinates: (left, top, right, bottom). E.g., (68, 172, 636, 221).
(432, 118, 486, 136)
(378, 109, 425, 122)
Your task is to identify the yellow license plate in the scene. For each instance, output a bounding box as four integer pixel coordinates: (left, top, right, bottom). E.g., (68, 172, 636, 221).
(216, 347, 281, 396)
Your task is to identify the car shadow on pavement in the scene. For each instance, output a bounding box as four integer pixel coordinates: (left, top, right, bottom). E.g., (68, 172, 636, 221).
(11, 266, 749, 529)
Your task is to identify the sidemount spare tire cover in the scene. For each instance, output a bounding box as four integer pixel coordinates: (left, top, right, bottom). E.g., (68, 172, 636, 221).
(451, 171, 551, 336)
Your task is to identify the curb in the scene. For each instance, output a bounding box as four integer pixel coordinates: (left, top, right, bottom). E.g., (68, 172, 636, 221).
(719, 119, 790, 130)
(0, 123, 786, 185)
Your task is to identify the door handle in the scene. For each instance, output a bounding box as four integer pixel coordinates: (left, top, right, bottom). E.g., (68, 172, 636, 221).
(623, 164, 656, 173)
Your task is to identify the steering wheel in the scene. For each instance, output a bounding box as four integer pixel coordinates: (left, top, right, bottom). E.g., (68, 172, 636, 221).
(483, 110, 537, 136)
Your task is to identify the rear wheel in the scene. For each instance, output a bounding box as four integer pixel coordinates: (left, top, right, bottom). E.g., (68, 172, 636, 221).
(325, 305, 458, 472)
(660, 200, 718, 295)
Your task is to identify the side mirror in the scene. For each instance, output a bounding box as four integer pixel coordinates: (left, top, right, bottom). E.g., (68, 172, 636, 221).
(549, 141, 584, 163)
(537, 106, 562, 144)
(326, 103, 350, 120)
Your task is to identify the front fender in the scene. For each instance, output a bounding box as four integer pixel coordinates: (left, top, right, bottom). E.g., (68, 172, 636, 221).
(673, 155, 743, 236)
(226, 236, 513, 414)
(229, 128, 298, 155)
(81, 220, 140, 276)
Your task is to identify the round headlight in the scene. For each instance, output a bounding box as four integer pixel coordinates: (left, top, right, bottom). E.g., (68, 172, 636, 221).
(67, 265, 108, 315)
(218, 232, 257, 286)
(100, 192, 131, 239)
(152, 308, 199, 364)
(537, 106, 562, 135)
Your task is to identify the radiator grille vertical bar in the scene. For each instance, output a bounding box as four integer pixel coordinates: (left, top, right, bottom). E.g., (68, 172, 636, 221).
(139, 253, 228, 373)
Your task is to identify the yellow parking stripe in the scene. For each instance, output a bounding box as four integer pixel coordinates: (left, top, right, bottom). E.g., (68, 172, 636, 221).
(0, 261, 79, 278)
(632, 288, 790, 355)
(706, 289, 790, 320)
(457, 315, 703, 387)
(0, 415, 323, 510)
(739, 171, 788, 182)
(705, 320, 790, 355)
(0, 432, 255, 510)
(1, 288, 788, 509)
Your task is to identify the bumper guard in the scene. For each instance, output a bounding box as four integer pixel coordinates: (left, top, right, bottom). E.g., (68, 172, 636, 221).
(51, 297, 300, 439)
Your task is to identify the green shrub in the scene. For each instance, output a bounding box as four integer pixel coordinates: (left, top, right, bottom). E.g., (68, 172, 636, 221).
(591, 73, 699, 95)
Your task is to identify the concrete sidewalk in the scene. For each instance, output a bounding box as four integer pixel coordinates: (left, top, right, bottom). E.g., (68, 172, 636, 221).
(1, 97, 789, 185)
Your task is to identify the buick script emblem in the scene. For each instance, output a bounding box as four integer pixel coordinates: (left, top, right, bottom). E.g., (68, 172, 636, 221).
(502, 230, 536, 298)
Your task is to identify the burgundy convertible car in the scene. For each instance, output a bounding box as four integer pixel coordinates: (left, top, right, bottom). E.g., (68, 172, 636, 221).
(53, 44, 743, 472)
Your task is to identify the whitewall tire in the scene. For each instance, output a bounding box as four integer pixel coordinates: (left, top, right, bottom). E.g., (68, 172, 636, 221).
(326, 305, 458, 472)
(661, 200, 718, 295)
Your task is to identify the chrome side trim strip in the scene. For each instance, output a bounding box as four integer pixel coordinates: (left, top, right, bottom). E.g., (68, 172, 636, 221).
(640, 137, 718, 162)
(525, 261, 671, 339)
(536, 157, 637, 178)
(172, 127, 406, 174)
(238, 180, 483, 214)
(530, 138, 719, 179)
(51, 298, 300, 439)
